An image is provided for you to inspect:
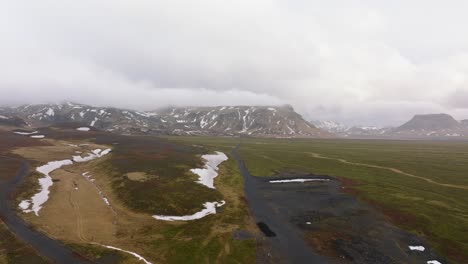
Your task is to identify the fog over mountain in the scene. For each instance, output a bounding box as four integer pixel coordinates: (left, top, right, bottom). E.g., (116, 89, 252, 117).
(2, 1, 468, 126)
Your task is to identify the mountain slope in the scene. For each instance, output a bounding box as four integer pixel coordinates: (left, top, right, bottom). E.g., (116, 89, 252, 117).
(390, 114, 466, 137)
(0, 102, 331, 138)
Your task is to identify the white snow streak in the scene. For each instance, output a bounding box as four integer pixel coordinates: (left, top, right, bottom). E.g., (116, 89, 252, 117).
(76, 127, 90, 131)
(13, 131, 38, 135)
(269, 179, 330, 183)
(153, 201, 226, 221)
(30, 135, 45, 138)
(427, 261, 442, 264)
(73, 149, 111, 162)
(100, 245, 152, 264)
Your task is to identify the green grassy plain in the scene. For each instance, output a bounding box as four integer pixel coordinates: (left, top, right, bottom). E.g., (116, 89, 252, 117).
(169, 136, 468, 263)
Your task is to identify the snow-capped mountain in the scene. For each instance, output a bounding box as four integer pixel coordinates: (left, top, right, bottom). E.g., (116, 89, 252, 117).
(311, 120, 390, 137)
(0, 102, 331, 138)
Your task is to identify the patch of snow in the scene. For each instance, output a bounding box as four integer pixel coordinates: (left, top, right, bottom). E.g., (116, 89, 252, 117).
(427, 261, 442, 264)
(76, 127, 90, 131)
(267, 107, 276, 111)
(90, 117, 98, 127)
(79, 111, 85, 118)
(46, 108, 55, 116)
(19, 200, 31, 212)
(135, 111, 150, 117)
(0, 115, 8, 119)
(269, 179, 330, 183)
(30, 135, 45, 139)
(408, 246, 425, 251)
(13, 131, 38, 135)
(306, 222, 311, 225)
(190, 152, 228, 189)
(73, 148, 111, 162)
(153, 201, 225, 221)
(100, 245, 152, 264)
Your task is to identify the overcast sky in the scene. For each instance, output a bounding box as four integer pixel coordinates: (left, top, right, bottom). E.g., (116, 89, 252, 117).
(2, 1, 468, 126)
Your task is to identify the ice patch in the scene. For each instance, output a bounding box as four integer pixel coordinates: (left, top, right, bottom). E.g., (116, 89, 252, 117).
(14, 131, 38, 135)
(76, 127, 90, 131)
(269, 179, 330, 183)
(190, 151, 228, 189)
(30, 135, 45, 139)
(100, 245, 152, 264)
(408, 246, 425, 251)
(153, 201, 225, 221)
(73, 149, 111, 162)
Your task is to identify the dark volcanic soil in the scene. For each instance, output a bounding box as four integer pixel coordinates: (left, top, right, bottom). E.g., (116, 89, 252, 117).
(232, 146, 444, 264)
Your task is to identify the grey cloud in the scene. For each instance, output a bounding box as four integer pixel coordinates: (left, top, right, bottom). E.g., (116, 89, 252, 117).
(2, 1, 468, 125)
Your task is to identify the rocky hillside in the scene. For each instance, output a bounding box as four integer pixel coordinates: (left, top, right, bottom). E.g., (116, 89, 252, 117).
(0, 102, 330, 138)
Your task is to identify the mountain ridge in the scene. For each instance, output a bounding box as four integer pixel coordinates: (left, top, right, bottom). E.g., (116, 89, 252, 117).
(0, 102, 331, 138)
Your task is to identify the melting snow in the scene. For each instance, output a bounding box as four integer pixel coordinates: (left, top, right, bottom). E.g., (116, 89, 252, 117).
(90, 117, 98, 127)
(153, 151, 228, 221)
(270, 179, 330, 183)
(153, 201, 226, 221)
(46, 108, 55, 116)
(19, 200, 31, 212)
(76, 127, 90, 131)
(81, 172, 113, 208)
(20, 159, 73, 215)
(20, 148, 112, 215)
(14, 131, 38, 135)
(408, 246, 425, 251)
(73, 149, 111, 162)
(190, 152, 228, 189)
(100, 245, 152, 264)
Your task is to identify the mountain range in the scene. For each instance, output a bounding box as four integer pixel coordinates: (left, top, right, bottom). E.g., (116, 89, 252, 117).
(313, 113, 468, 139)
(2, 102, 466, 139)
(0, 102, 330, 138)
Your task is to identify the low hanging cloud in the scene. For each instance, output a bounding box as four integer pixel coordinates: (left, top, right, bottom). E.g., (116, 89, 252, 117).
(2, 0, 468, 125)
